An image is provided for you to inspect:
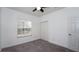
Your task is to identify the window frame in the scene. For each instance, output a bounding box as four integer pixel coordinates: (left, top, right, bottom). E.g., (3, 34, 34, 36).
(17, 19, 32, 37)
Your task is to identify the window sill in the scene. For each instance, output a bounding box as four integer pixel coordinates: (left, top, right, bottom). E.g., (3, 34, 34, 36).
(17, 35, 32, 38)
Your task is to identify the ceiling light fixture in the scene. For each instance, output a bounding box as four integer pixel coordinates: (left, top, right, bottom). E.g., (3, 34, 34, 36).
(37, 7, 41, 10)
(33, 7, 47, 12)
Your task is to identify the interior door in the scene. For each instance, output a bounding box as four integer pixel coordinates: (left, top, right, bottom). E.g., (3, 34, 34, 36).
(40, 21, 48, 41)
(68, 17, 79, 51)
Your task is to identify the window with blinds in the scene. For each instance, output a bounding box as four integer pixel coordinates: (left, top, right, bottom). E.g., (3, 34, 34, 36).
(17, 20, 32, 37)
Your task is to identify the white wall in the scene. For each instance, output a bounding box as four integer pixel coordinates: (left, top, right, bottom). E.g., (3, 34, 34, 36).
(1, 8, 40, 48)
(41, 7, 79, 51)
(0, 8, 1, 51)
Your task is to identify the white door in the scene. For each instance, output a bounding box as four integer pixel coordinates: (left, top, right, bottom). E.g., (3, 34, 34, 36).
(40, 21, 48, 41)
(68, 17, 79, 51)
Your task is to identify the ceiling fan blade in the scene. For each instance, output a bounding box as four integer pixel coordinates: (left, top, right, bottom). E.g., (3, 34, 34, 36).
(40, 8, 44, 12)
(33, 8, 37, 12)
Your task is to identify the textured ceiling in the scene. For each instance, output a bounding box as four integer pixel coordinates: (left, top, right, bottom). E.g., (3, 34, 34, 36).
(8, 7, 64, 17)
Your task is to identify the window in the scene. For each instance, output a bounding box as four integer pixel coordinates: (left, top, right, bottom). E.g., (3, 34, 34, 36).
(17, 20, 32, 37)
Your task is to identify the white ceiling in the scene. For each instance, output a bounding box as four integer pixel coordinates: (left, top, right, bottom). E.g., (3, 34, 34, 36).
(8, 7, 64, 17)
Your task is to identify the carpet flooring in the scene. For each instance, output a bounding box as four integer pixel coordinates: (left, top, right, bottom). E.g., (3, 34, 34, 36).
(1, 39, 74, 52)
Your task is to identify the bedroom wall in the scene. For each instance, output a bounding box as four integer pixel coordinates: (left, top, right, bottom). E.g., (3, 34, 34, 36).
(41, 7, 79, 51)
(1, 8, 40, 48)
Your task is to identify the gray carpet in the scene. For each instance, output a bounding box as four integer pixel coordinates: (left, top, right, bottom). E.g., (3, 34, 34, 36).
(2, 39, 74, 52)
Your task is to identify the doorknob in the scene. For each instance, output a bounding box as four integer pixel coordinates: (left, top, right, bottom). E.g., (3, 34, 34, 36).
(68, 33, 72, 36)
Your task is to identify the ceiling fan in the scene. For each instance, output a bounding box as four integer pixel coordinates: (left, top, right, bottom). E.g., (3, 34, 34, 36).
(32, 7, 47, 12)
